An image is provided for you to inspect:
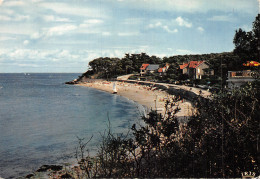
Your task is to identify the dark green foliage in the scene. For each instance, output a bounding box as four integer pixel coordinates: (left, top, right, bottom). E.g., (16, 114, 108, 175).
(88, 57, 122, 79)
(75, 82, 259, 178)
(78, 70, 94, 80)
(187, 81, 260, 177)
(233, 14, 260, 62)
(86, 53, 162, 79)
(79, 50, 249, 86)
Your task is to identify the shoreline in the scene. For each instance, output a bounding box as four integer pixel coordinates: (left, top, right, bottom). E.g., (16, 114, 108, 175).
(76, 80, 194, 119)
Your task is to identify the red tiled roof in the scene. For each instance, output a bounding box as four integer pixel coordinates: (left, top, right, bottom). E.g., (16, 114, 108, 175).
(158, 68, 163, 72)
(180, 63, 189, 69)
(140, 64, 149, 70)
(188, 61, 204, 68)
(179, 61, 205, 69)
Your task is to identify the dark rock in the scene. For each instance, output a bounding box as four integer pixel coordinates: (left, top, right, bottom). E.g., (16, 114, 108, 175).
(36, 165, 63, 172)
(61, 173, 73, 178)
(25, 174, 34, 178)
(65, 81, 76, 85)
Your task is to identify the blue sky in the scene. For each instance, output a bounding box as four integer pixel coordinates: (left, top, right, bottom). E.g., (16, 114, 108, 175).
(0, 0, 259, 73)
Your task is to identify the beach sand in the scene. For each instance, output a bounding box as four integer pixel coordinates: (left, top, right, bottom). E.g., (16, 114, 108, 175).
(77, 81, 193, 119)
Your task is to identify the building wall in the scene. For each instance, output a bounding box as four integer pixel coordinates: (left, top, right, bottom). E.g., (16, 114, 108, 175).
(182, 67, 188, 74)
(196, 63, 208, 79)
(140, 69, 147, 76)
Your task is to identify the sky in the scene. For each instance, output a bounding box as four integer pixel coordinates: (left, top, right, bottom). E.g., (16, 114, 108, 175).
(0, 0, 259, 73)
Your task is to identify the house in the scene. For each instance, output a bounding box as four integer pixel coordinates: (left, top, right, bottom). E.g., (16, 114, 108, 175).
(158, 63, 170, 75)
(140, 64, 149, 76)
(180, 61, 214, 79)
(226, 70, 256, 89)
(140, 64, 159, 76)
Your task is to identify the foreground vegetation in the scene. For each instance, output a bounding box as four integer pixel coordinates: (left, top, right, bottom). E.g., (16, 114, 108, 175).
(73, 81, 259, 178)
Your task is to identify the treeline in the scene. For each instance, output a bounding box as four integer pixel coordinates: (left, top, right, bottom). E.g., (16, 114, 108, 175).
(80, 53, 162, 79)
(79, 52, 243, 80)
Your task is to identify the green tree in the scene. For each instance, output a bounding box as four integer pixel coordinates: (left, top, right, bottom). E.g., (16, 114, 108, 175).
(187, 81, 260, 177)
(233, 14, 260, 62)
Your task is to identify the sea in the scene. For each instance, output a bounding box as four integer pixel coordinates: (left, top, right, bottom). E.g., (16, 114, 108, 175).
(0, 73, 144, 178)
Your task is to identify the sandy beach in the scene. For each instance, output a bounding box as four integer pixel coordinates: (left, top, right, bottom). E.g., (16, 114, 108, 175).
(77, 80, 194, 119)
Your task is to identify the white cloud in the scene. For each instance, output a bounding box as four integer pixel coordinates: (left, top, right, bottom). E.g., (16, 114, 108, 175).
(8, 49, 28, 59)
(175, 16, 192, 28)
(197, 27, 204, 32)
(118, 32, 139, 36)
(31, 32, 42, 39)
(0, 24, 35, 35)
(176, 49, 198, 55)
(31, 0, 43, 3)
(43, 15, 71, 22)
(148, 22, 162, 28)
(79, 19, 104, 28)
(23, 40, 29, 45)
(3, 0, 25, 6)
(18, 63, 39, 67)
(15, 15, 30, 21)
(85, 19, 103, 24)
(110, 0, 257, 14)
(1, 49, 81, 62)
(207, 15, 235, 22)
(163, 26, 178, 33)
(0, 0, 3, 5)
(0, 9, 14, 15)
(29, 24, 78, 40)
(40, 2, 107, 18)
(0, 36, 16, 41)
(0, 14, 29, 21)
(57, 50, 79, 60)
(46, 24, 77, 37)
(149, 21, 178, 33)
(0, 15, 11, 21)
(102, 32, 112, 36)
(47, 24, 77, 36)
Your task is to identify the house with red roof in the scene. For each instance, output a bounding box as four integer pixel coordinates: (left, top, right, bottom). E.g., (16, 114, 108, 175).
(158, 63, 170, 76)
(180, 61, 214, 79)
(140, 64, 160, 76)
(140, 64, 150, 76)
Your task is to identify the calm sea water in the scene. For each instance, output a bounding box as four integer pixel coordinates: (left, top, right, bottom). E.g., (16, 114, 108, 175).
(0, 73, 143, 178)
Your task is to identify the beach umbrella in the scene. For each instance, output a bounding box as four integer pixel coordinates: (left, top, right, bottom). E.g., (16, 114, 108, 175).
(243, 61, 260, 67)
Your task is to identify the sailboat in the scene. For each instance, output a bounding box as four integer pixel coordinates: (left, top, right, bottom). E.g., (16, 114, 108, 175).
(113, 82, 117, 94)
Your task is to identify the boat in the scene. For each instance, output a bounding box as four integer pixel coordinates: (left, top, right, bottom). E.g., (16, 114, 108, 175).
(113, 82, 117, 94)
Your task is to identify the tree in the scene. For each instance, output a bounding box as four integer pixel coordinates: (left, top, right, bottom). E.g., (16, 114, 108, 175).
(233, 14, 260, 62)
(187, 81, 260, 177)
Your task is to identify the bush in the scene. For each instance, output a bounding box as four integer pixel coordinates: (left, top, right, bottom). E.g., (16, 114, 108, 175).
(75, 81, 259, 178)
